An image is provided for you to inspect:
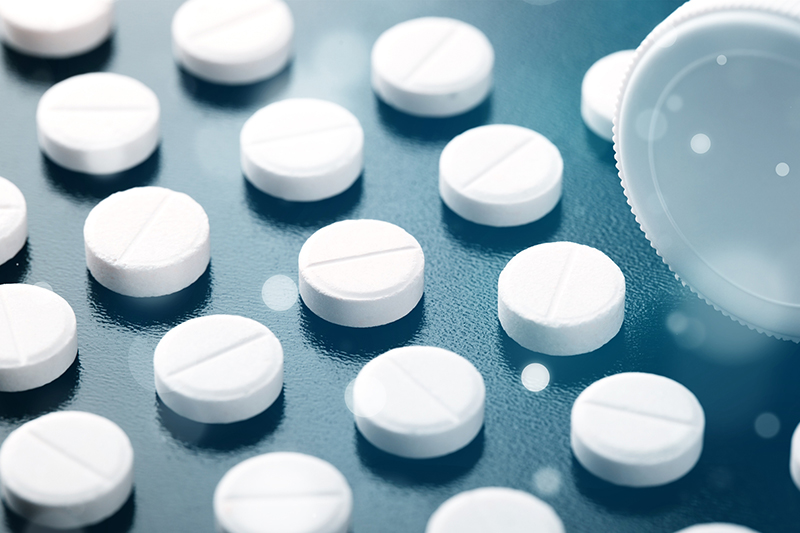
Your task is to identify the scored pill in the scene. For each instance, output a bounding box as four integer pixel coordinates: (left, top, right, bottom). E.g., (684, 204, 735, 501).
(298, 219, 424, 328)
(353, 346, 485, 459)
(154, 315, 284, 424)
(571, 372, 705, 488)
(0, 177, 27, 266)
(0, 411, 134, 529)
(83, 186, 211, 298)
(214, 452, 353, 533)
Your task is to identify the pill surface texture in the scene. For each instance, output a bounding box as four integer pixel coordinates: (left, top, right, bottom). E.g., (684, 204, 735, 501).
(0, 284, 77, 392)
(214, 452, 352, 533)
(84, 186, 210, 298)
(353, 346, 485, 459)
(371, 17, 493, 117)
(241, 98, 364, 201)
(675, 525, 760, 533)
(154, 315, 284, 424)
(298, 219, 424, 328)
(439, 124, 562, 227)
(172, 0, 293, 85)
(0, 0, 113, 58)
(792, 422, 800, 492)
(37, 73, 160, 175)
(0, 411, 134, 529)
(426, 487, 565, 533)
(581, 50, 634, 141)
(498, 242, 625, 356)
(571, 372, 705, 487)
(0, 177, 27, 266)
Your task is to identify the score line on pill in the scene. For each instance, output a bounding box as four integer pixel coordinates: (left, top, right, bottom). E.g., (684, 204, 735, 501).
(581, 50, 635, 141)
(571, 372, 705, 487)
(0, 177, 27, 266)
(439, 124, 563, 227)
(214, 452, 352, 533)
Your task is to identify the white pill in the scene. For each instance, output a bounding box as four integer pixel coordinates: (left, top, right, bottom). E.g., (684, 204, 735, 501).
(439, 124, 563, 227)
(214, 452, 352, 533)
(0, 284, 77, 392)
(298, 219, 424, 328)
(0, 411, 134, 529)
(353, 346, 484, 459)
(792, 422, 800, 492)
(84, 186, 210, 298)
(241, 98, 364, 202)
(0, 0, 113, 58)
(0, 177, 27, 266)
(581, 50, 635, 141)
(571, 372, 705, 487)
(498, 241, 625, 356)
(426, 487, 564, 533)
(172, 0, 293, 85)
(37, 73, 160, 175)
(675, 525, 760, 533)
(154, 315, 283, 424)
(371, 17, 494, 117)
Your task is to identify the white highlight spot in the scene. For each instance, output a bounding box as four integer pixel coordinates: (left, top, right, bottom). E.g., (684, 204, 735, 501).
(261, 275, 298, 311)
(717, 55, 727, 66)
(33, 281, 53, 292)
(344, 377, 386, 418)
(521, 363, 551, 392)
(755, 412, 780, 439)
(636, 108, 668, 141)
(776, 162, 790, 177)
(128, 337, 157, 394)
(691, 134, 711, 154)
(532, 467, 563, 496)
(667, 94, 683, 112)
(667, 311, 706, 350)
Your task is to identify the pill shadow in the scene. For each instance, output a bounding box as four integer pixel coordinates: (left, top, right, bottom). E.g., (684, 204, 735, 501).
(1, 38, 114, 87)
(584, 127, 617, 165)
(87, 266, 212, 333)
(3, 489, 135, 533)
(156, 391, 285, 453)
(244, 176, 363, 230)
(376, 97, 493, 143)
(441, 201, 563, 255)
(0, 243, 31, 285)
(178, 62, 293, 111)
(42, 148, 161, 204)
(299, 297, 425, 362)
(356, 427, 484, 487)
(0, 356, 80, 423)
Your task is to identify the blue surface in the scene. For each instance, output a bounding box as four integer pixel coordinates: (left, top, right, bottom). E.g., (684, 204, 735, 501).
(1, 1, 800, 532)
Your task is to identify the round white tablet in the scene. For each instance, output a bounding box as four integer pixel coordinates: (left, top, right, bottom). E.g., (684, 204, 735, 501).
(0, 284, 77, 392)
(498, 242, 625, 356)
(154, 315, 283, 424)
(792, 422, 800, 492)
(241, 99, 364, 202)
(353, 346, 485, 459)
(0, 0, 113, 58)
(0, 411, 134, 529)
(426, 487, 565, 533)
(37, 73, 160, 175)
(571, 372, 705, 487)
(172, 0, 293, 85)
(84, 186, 210, 298)
(581, 50, 635, 141)
(371, 17, 494, 117)
(675, 525, 760, 533)
(214, 452, 352, 533)
(298, 219, 424, 328)
(0, 177, 27, 266)
(439, 124, 563, 227)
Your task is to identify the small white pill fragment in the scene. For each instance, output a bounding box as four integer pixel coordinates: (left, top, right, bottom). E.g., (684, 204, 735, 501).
(214, 452, 352, 533)
(172, 0, 293, 85)
(498, 242, 625, 356)
(439, 125, 562, 227)
(0, 0, 113, 58)
(426, 487, 564, 533)
(298, 220, 424, 328)
(37, 73, 160, 175)
(154, 315, 283, 424)
(353, 346, 484, 459)
(675, 525, 760, 533)
(0, 284, 77, 392)
(792, 422, 800, 492)
(571, 372, 705, 487)
(241, 99, 364, 202)
(0, 177, 27, 266)
(84, 186, 210, 298)
(0, 411, 134, 529)
(581, 50, 635, 141)
(371, 17, 494, 117)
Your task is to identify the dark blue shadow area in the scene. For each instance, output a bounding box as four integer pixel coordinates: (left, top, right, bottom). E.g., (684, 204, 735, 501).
(0, 243, 30, 285)
(178, 62, 292, 111)
(4, 490, 134, 533)
(376, 97, 493, 143)
(0, 356, 80, 423)
(1, 38, 114, 86)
